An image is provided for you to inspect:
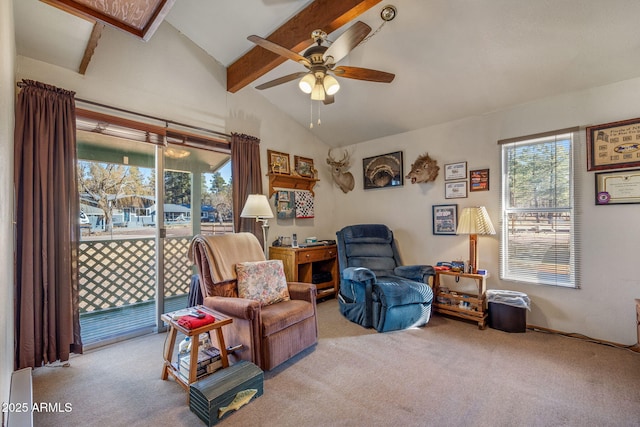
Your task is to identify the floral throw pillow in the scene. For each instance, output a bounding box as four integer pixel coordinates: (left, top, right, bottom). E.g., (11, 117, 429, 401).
(236, 260, 290, 306)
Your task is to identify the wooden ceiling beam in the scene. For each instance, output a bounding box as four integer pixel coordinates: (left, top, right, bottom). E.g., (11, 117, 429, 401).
(226, 0, 382, 93)
(78, 22, 103, 75)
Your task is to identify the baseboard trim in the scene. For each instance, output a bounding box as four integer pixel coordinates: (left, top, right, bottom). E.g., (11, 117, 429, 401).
(8, 367, 33, 427)
(526, 324, 639, 353)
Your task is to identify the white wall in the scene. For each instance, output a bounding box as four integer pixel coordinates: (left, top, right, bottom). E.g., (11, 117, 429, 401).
(336, 78, 640, 346)
(226, 88, 336, 243)
(0, 0, 15, 409)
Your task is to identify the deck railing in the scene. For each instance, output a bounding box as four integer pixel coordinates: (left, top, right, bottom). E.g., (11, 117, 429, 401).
(78, 236, 193, 313)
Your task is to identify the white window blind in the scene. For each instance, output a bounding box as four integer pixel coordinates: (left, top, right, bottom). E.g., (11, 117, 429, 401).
(499, 129, 580, 288)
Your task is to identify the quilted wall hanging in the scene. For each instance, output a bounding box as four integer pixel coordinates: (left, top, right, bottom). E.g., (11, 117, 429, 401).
(275, 191, 295, 220)
(294, 190, 314, 218)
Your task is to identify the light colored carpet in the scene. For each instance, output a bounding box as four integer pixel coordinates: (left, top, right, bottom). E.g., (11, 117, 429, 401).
(33, 299, 640, 426)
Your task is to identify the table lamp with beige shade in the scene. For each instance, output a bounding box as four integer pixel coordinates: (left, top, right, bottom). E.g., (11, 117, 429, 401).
(456, 206, 496, 274)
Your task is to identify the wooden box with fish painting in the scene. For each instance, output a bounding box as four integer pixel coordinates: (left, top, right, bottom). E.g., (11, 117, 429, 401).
(189, 360, 264, 426)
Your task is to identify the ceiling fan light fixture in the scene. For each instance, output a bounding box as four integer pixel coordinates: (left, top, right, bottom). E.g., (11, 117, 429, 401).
(298, 73, 315, 94)
(248, 20, 395, 106)
(311, 82, 326, 101)
(323, 74, 340, 95)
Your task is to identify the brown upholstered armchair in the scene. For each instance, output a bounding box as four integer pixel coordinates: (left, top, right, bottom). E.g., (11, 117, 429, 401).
(188, 233, 318, 371)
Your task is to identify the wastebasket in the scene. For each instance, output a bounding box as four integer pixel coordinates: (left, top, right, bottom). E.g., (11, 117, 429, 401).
(487, 290, 530, 333)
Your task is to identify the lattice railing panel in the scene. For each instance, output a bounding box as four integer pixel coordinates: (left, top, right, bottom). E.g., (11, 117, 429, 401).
(164, 237, 193, 296)
(79, 239, 156, 313)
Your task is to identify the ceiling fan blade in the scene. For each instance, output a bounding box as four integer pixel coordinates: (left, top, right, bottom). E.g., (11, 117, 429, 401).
(323, 21, 371, 65)
(255, 72, 308, 90)
(323, 94, 335, 105)
(333, 66, 395, 83)
(247, 35, 311, 67)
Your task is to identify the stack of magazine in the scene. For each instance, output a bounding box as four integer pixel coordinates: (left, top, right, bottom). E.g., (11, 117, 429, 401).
(178, 346, 221, 382)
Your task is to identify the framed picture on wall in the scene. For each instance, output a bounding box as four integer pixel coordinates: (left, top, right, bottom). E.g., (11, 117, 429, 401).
(294, 155, 315, 178)
(586, 117, 640, 171)
(444, 161, 467, 181)
(445, 181, 468, 199)
(432, 204, 458, 235)
(595, 168, 640, 205)
(267, 150, 290, 175)
(362, 151, 404, 189)
(470, 168, 490, 192)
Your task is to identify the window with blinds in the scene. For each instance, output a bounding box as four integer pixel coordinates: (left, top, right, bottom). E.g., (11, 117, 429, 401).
(499, 128, 580, 288)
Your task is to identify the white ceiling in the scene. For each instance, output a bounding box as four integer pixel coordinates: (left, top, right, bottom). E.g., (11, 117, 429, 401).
(14, 0, 640, 146)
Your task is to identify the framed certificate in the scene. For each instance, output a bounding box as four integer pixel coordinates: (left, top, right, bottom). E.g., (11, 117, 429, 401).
(445, 181, 467, 199)
(444, 161, 467, 181)
(586, 118, 640, 171)
(595, 168, 640, 205)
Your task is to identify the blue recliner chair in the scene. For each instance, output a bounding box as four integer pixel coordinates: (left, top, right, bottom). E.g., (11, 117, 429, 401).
(336, 224, 435, 332)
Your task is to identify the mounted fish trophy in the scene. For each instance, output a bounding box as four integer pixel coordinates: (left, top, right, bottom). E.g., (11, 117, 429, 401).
(406, 153, 439, 184)
(326, 148, 355, 193)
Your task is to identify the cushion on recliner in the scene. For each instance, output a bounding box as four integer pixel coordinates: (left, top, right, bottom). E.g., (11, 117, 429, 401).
(374, 276, 433, 307)
(345, 243, 394, 258)
(341, 224, 393, 244)
(236, 260, 290, 306)
(346, 256, 396, 277)
(373, 301, 432, 332)
(260, 299, 315, 336)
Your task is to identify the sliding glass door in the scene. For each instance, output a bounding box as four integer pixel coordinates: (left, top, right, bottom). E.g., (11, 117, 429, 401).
(77, 130, 158, 347)
(76, 121, 231, 349)
(162, 144, 232, 314)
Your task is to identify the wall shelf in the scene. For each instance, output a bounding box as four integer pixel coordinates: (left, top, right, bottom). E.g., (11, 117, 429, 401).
(267, 173, 318, 198)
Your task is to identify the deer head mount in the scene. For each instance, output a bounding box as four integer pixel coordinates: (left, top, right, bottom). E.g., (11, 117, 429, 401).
(326, 148, 355, 193)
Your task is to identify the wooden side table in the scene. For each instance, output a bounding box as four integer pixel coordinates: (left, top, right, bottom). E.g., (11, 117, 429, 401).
(433, 270, 488, 329)
(161, 305, 232, 393)
(269, 244, 339, 300)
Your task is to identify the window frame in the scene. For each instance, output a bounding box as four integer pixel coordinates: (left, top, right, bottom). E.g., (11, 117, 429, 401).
(499, 128, 581, 289)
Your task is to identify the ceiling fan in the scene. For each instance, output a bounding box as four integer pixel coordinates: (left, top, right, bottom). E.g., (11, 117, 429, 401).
(247, 21, 395, 105)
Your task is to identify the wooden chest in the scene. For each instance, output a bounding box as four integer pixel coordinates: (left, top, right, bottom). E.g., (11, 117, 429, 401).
(189, 361, 264, 426)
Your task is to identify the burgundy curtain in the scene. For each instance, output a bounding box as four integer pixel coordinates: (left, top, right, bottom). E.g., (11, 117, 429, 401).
(230, 133, 264, 244)
(14, 79, 82, 369)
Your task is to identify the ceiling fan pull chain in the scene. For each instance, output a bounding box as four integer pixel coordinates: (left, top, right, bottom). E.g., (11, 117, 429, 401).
(309, 100, 314, 129)
(317, 104, 321, 126)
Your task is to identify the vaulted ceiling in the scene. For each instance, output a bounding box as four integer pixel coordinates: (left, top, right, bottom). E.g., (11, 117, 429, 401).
(14, 0, 640, 146)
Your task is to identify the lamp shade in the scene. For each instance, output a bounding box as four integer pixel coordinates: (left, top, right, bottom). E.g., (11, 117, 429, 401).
(311, 82, 326, 101)
(240, 194, 274, 219)
(323, 74, 340, 95)
(456, 206, 495, 235)
(298, 73, 315, 94)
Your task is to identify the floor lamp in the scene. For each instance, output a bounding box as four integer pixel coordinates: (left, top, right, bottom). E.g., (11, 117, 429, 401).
(456, 206, 495, 274)
(240, 194, 274, 257)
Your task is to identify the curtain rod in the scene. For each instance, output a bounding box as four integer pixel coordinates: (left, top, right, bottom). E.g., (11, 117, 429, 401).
(75, 97, 231, 140)
(16, 82, 231, 140)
